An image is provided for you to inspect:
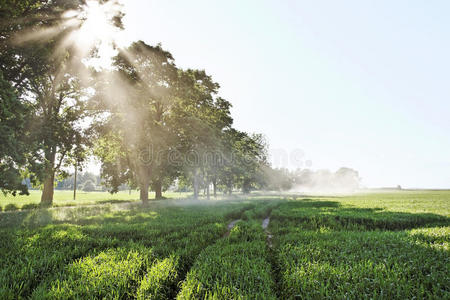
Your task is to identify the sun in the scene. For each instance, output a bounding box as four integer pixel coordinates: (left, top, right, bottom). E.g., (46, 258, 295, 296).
(63, 0, 126, 69)
(76, 1, 118, 44)
(13, 0, 126, 69)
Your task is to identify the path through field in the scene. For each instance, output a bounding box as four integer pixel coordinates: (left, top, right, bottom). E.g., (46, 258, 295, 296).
(223, 219, 240, 237)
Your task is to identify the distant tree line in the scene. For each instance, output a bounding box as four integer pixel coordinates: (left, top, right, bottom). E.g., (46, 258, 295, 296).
(54, 172, 100, 192)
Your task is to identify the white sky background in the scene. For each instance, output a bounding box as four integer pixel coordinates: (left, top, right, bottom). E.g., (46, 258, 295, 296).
(89, 0, 450, 189)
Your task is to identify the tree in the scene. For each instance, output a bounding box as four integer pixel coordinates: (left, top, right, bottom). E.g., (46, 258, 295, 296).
(263, 167, 294, 191)
(95, 41, 178, 202)
(1, 0, 123, 205)
(217, 129, 268, 194)
(173, 70, 233, 199)
(0, 71, 30, 195)
(95, 44, 236, 201)
(23, 52, 93, 205)
(82, 179, 96, 192)
(0, 1, 82, 199)
(335, 167, 360, 191)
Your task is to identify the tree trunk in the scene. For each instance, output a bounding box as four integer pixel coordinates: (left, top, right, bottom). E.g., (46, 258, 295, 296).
(193, 170, 199, 200)
(41, 150, 56, 206)
(41, 172, 55, 206)
(140, 182, 149, 203)
(206, 182, 210, 200)
(243, 179, 251, 194)
(225, 178, 233, 195)
(154, 180, 162, 199)
(73, 163, 78, 201)
(212, 179, 217, 198)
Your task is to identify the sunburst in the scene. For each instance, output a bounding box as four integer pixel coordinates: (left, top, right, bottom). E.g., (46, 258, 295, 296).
(15, 0, 126, 70)
(63, 0, 126, 69)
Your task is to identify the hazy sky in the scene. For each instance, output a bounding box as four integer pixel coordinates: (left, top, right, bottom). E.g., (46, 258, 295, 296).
(118, 0, 450, 188)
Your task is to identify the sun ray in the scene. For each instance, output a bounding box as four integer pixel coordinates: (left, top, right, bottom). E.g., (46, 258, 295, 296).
(13, 0, 125, 71)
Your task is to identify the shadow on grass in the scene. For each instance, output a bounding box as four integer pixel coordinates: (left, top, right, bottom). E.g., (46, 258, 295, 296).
(96, 199, 136, 205)
(271, 199, 449, 231)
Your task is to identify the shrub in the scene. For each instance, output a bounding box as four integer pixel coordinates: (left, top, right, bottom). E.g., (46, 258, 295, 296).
(4, 203, 18, 211)
(22, 203, 39, 210)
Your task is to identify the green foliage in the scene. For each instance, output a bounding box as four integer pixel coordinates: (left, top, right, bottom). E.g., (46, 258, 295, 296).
(1, 1, 267, 203)
(4, 203, 19, 211)
(0, 71, 30, 195)
(0, 0, 124, 205)
(95, 41, 180, 199)
(21, 203, 39, 210)
(218, 129, 269, 194)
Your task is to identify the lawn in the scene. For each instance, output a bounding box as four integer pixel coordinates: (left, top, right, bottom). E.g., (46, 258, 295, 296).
(0, 190, 190, 211)
(0, 191, 448, 299)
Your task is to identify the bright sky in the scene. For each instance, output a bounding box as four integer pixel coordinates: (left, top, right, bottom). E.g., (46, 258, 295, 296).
(117, 0, 450, 188)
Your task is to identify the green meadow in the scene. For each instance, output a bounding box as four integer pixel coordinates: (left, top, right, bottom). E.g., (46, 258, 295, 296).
(0, 190, 448, 299)
(0, 190, 189, 211)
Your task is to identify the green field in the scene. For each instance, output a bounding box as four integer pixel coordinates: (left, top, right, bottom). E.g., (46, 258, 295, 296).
(0, 190, 190, 211)
(0, 191, 448, 299)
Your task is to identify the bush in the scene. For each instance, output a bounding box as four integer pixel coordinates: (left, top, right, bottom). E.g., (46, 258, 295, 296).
(4, 203, 18, 211)
(82, 180, 96, 192)
(22, 203, 39, 210)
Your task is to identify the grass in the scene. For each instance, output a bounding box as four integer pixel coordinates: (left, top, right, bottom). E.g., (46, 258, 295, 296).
(0, 190, 448, 299)
(178, 203, 278, 299)
(275, 229, 449, 299)
(269, 192, 450, 299)
(0, 190, 190, 210)
(338, 190, 450, 217)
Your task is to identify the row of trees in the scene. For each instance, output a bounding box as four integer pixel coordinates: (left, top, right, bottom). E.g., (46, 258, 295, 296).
(55, 172, 100, 191)
(93, 41, 270, 201)
(0, 0, 269, 204)
(1, 1, 361, 204)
